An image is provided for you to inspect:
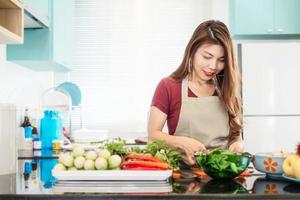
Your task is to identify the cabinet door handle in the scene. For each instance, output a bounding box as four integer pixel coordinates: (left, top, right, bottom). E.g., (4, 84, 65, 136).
(276, 28, 284, 32)
(267, 28, 273, 33)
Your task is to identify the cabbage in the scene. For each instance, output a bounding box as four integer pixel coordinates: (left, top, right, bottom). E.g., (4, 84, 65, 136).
(95, 157, 108, 170)
(108, 155, 122, 169)
(85, 150, 97, 160)
(84, 160, 95, 170)
(98, 149, 111, 160)
(74, 156, 85, 169)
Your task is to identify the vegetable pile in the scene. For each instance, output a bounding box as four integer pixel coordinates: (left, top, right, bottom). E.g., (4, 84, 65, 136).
(53, 139, 181, 172)
(53, 145, 122, 171)
(143, 141, 182, 172)
(194, 148, 251, 179)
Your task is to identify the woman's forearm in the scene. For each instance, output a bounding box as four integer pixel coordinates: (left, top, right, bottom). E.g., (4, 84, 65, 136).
(148, 130, 183, 149)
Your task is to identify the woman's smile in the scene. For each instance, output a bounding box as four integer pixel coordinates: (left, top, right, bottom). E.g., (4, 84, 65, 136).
(203, 70, 215, 77)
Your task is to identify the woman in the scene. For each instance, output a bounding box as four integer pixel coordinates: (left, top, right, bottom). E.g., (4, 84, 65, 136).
(148, 20, 243, 165)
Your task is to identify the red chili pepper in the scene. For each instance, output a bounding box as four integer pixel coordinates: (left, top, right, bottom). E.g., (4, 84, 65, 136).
(124, 154, 164, 163)
(120, 161, 170, 169)
(122, 166, 168, 170)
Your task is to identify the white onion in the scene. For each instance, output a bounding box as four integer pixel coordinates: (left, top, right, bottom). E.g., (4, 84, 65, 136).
(108, 155, 122, 169)
(74, 156, 86, 169)
(62, 154, 74, 167)
(85, 151, 98, 160)
(95, 157, 108, 170)
(98, 149, 111, 160)
(73, 146, 85, 157)
(53, 163, 66, 171)
(84, 160, 95, 170)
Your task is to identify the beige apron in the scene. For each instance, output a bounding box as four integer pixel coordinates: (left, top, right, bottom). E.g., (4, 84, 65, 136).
(174, 77, 230, 149)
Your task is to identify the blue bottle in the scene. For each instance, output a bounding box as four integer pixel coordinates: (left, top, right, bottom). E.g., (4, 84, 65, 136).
(40, 110, 63, 149)
(53, 111, 63, 140)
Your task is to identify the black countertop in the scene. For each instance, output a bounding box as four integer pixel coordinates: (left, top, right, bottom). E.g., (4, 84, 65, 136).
(0, 150, 299, 200)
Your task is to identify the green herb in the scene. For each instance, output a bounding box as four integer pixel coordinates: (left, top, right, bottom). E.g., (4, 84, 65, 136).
(105, 138, 128, 156)
(128, 146, 143, 154)
(145, 141, 182, 172)
(194, 148, 251, 179)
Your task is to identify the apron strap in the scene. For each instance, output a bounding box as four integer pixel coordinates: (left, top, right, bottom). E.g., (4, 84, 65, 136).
(182, 77, 189, 102)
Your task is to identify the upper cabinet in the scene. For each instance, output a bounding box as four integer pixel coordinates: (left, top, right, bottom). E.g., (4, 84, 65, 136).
(22, 0, 49, 28)
(274, 0, 300, 34)
(22, 0, 49, 19)
(0, 0, 24, 44)
(230, 0, 300, 36)
(7, 0, 74, 72)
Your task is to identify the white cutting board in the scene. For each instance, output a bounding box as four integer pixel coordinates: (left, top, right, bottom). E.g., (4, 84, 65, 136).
(52, 170, 172, 181)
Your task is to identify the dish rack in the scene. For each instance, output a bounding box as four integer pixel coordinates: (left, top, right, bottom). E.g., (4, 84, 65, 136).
(40, 82, 82, 139)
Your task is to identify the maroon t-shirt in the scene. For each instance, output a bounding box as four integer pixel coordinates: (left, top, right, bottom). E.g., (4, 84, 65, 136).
(151, 77, 217, 135)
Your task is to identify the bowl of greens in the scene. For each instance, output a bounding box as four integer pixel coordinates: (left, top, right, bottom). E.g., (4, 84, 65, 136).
(194, 148, 252, 180)
(200, 179, 249, 194)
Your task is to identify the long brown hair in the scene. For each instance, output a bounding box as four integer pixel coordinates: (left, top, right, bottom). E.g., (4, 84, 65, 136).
(170, 20, 243, 139)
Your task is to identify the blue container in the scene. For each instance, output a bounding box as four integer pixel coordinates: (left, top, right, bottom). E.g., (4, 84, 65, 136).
(40, 159, 57, 187)
(24, 127, 32, 139)
(24, 161, 32, 174)
(40, 110, 63, 149)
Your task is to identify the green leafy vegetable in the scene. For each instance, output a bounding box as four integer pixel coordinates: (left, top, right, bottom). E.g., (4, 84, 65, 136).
(194, 148, 251, 179)
(144, 141, 182, 172)
(105, 138, 128, 156)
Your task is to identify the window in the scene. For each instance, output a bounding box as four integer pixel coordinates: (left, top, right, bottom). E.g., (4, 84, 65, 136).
(60, 0, 211, 137)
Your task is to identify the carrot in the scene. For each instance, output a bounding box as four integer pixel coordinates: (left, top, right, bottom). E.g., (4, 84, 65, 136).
(240, 170, 251, 176)
(124, 154, 164, 163)
(122, 166, 168, 170)
(172, 172, 181, 179)
(120, 161, 170, 169)
(192, 167, 207, 176)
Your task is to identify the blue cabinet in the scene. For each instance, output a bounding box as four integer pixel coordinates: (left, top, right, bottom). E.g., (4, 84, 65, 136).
(231, 0, 273, 35)
(274, 0, 300, 34)
(230, 0, 300, 36)
(7, 0, 74, 72)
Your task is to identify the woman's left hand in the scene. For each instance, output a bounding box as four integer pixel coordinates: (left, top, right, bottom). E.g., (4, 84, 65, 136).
(229, 141, 244, 153)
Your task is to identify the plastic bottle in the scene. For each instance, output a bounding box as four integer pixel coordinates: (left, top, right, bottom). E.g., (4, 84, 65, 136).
(33, 137, 41, 150)
(40, 110, 63, 149)
(40, 111, 55, 149)
(21, 109, 32, 128)
(18, 109, 33, 150)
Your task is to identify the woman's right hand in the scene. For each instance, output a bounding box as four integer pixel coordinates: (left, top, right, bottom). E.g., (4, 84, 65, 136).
(175, 136, 206, 165)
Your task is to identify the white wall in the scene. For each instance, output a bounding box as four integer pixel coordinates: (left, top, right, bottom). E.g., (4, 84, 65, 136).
(210, 0, 229, 26)
(0, 45, 53, 107)
(0, 44, 53, 174)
